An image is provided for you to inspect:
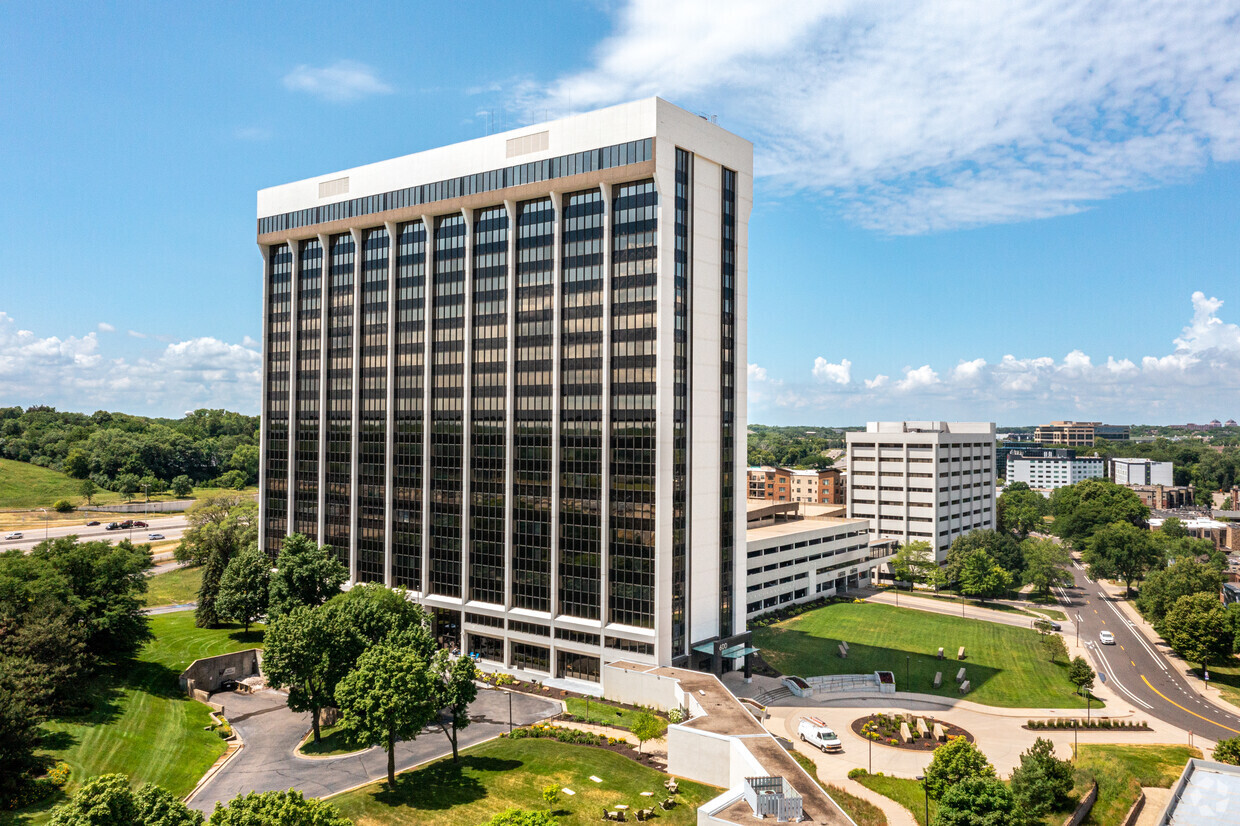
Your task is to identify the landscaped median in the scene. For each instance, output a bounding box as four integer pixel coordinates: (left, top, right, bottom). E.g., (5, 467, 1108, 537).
(753, 601, 1097, 708)
(328, 733, 719, 825)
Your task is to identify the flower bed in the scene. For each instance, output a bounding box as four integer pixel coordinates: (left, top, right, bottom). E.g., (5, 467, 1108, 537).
(850, 713, 973, 751)
(505, 724, 664, 769)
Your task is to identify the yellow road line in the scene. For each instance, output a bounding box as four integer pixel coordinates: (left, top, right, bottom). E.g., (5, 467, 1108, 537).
(1131, 661, 1136, 668)
(1141, 675, 1240, 735)
(1120, 645, 1125, 651)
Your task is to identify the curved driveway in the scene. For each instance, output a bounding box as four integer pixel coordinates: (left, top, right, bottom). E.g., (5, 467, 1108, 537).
(187, 686, 559, 813)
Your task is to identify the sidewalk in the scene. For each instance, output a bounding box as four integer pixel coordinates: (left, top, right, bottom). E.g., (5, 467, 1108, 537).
(866, 590, 1073, 635)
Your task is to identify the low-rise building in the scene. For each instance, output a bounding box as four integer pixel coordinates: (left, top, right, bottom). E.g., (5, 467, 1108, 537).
(1110, 457, 1174, 486)
(1007, 450, 1105, 490)
(1131, 485, 1194, 509)
(747, 466, 845, 504)
(1034, 421, 1130, 446)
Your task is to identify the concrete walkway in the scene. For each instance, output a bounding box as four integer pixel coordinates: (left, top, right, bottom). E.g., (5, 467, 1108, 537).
(867, 590, 1075, 635)
(187, 686, 559, 813)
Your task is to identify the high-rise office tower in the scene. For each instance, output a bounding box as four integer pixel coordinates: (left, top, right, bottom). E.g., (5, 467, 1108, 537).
(257, 98, 752, 682)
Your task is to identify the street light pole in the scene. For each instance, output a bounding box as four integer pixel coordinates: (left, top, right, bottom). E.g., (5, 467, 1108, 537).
(508, 690, 513, 734)
(39, 508, 48, 541)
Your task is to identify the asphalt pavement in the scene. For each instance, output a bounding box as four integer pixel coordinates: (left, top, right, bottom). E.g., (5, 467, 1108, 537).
(1056, 559, 1240, 742)
(1, 513, 188, 551)
(187, 686, 560, 813)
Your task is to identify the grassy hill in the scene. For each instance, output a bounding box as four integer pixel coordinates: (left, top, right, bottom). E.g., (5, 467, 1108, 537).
(0, 458, 124, 509)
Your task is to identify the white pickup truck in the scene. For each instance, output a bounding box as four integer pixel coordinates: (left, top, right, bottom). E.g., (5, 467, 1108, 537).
(797, 716, 843, 753)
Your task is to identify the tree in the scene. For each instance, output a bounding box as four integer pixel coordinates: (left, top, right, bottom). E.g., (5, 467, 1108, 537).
(1040, 633, 1068, 665)
(171, 474, 194, 497)
(196, 546, 231, 628)
(923, 736, 996, 800)
(933, 776, 1018, 826)
(1010, 737, 1072, 819)
(1021, 537, 1072, 596)
(268, 533, 348, 618)
(227, 444, 261, 485)
(49, 774, 203, 826)
(336, 641, 442, 786)
(0, 687, 43, 806)
(215, 546, 271, 632)
(63, 448, 90, 479)
(630, 710, 664, 754)
(958, 551, 1012, 603)
(944, 530, 1023, 583)
(115, 472, 141, 500)
(437, 655, 479, 762)
(1160, 516, 1189, 539)
(998, 485, 1048, 538)
(206, 790, 351, 826)
(483, 811, 558, 826)
(78, 478, 97, 505)
(1137, 558, 1223, 624)
(1082, 521, 1160, 595)
(1163, 592, 1236, 675)
(1067, 656, 1095, 696)
(1214, 736, 1240, 766)
(176, 493, 259, 567)
(541, 784, 560, 811)
(1052, 479, 1149, 548)
(890, 540, 935, 589)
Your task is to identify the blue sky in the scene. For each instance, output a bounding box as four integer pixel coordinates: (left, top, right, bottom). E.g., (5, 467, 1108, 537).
(2, 1, 1238, 425)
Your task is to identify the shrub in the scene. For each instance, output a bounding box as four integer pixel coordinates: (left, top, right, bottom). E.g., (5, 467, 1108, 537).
(52, 499, 75, 513)
(668, 707, 687, 724)
(47, 762, 71, 788)
(847, 768, 869, 779)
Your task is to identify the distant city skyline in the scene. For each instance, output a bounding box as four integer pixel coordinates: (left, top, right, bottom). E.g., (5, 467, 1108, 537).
(2, 1, 1238, 424)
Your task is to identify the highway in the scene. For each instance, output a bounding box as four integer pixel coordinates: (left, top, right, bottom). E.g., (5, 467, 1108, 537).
(1056, 559, 1240, 742)
(1, 514, 189, 551)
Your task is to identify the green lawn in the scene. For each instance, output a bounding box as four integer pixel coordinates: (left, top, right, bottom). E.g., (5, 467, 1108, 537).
(854, 774, 936, 826)
(789, 751, 887, 826)
(564, 697, 668, 736)
(0, 457, 125, 509)
(299, 722, 370, 757)
(1074, 744, 1198, 826)
(754, 602, 1096, 708)
(13, 613, 264, 824)
(330, 736, 719, 826)
(143, 565, 202, 606)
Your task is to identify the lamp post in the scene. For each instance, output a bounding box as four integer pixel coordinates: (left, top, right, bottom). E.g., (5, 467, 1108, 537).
(39, 508, 48, 541)
(508, 689, 513, 734)
(916, 775, 929, 825)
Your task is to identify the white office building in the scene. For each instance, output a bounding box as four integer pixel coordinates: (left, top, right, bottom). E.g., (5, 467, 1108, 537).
(845, 422, 996, 562)
(1111, 457, 1174, 487)
(256, 98, 753, 683)
(1008, 453, 1105, 490)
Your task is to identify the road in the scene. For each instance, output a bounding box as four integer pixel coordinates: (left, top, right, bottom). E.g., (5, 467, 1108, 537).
(1056, 560, 1240, 741)
(1, 513, 188, 550)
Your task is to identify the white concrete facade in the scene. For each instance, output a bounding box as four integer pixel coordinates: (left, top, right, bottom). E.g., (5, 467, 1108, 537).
(1009, 455, 1105, 489)
(845, 421, 996, 562)
(257, 98, 752, 682)
(1111, 457, 1174, 487)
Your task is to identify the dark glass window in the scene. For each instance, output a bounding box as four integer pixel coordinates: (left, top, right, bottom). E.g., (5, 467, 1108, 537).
(671, 149, 691, 656)
(393, 221, 426, 589)
(468, 633, 503, 663)
(264, 243, 293, 556)
(294, 239, 322, 540)
(720, 168, 737, 635)
(557, 651, 601, 682)
(323, 233, 355, 567)
(356, 227, 388, 583)
(510, 642, 550, 673)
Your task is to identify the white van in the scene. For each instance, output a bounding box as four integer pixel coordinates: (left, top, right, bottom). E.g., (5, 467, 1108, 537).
(797, 716, 843, 753)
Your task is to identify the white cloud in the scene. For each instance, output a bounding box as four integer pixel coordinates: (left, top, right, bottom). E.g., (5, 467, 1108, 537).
(97, 322, 115, 333)
(747, 363, 768, 382)
(127, 329, 146, 339)
(812, 356, 851, 385)
(0, 313, 260, 416)
(529, 0, 1240, 233)
(749, 292, 1240, 422)
(283, 60, 394, 103)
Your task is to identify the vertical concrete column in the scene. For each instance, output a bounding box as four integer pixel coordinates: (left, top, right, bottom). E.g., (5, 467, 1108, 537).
(384, 222, 399, 586)
(257, 244, 271, 555)
(682, 157, 694, 656)
(349, 228, 364, 582)
(598, 182, 613, 628)
(549, 191, 563, 620)
(460, 207, 474, 603)
(420, 214, 435, 597)
(286, 240, 300, 535)
(502, 200, 517, 611)
(316, 233, 331, 546)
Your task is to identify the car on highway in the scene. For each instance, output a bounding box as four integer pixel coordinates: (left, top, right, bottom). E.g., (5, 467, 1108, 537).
(148, 533, 165, 540)
(105, 522, 121, 530)
(1099, 630, 1116, 645)
(119, 520, 133, 529)
(4, 532, 23, 540)
(133, 521, 149, 528)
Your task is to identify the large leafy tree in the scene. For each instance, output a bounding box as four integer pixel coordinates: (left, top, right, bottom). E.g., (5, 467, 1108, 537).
(1137, 557, 1223, 624)
(1021, 537, 1072, 596)
(1082, 520, 1160, 595)
(215, 546, 271, 632)
(1067, 656, 1095, 697)
(1010, 737, 1072, 819)
(934, 776, 1018, 826)
(49, 774, 203, 826)
(436, 654, 479, 762)
(268, 533, 348, 618)
(1051, 479, 1149, 548)
(336, 641, 442, 786)
(177, 493, 259, 567)
(0, 687, 43, 806)
(944, 530, 1022, 583)
(1214, 736, 1240, 766)
(1163, 592, 1235, 675)
(998, 483, 1048, 538)
(958, 551, 1012, 603)
(923, 736, 996, 800)
(206, 790, 351, 826)
(890, 540, 936, 588)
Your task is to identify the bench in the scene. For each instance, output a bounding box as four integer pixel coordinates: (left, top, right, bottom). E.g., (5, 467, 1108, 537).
(841, 640, 850, 653)
(938, 647, 944, 660)
(602, 809, 626, 822)
(958, 646, 966, 660)
(664, 779, 679, 794)
(660, 797, 676, 811)
(635, 808, 655, 822)
(838, 644, 848, 659)
(933, 672, 943, 689)
(956, 667, 966, 683)
(959, 680, 971, 694)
